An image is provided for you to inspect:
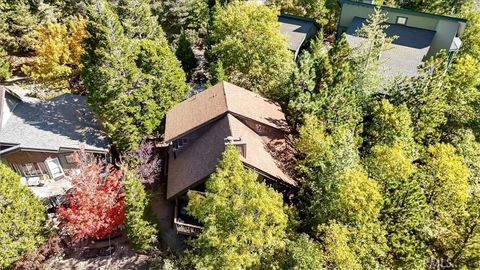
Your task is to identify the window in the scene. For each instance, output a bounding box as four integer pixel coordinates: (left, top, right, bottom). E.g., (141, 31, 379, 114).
(396, 16, 407, 25)
(45, 158, 64, 179)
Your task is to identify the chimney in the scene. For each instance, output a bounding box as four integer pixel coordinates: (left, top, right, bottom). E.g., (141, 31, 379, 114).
(224, 136, 247, 158)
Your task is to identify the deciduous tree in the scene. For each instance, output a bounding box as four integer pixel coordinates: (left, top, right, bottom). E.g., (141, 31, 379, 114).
(187, 146, 288, 269)
(57, 149, 125, 242)
(209, 1, 294, 98)
(0, 163, 47, 269)
(23, 16, 87, 90)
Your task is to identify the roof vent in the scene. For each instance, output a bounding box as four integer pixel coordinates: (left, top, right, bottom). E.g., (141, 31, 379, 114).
(224, 136, 247, 158)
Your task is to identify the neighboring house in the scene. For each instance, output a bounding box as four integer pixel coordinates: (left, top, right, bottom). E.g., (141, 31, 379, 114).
(279, 14, 320, 59)
(164, 81, 296, 235)
(337, 0, 467, 77)
(0, 85, 109, 198)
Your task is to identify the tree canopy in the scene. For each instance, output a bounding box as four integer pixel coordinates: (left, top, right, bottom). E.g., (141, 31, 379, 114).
(187, 146, 288, 269)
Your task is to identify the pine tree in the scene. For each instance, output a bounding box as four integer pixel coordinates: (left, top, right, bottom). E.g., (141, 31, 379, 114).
(116, 0, 157, 39)
(123, 168, 159, 252)
(0, 163, 47, 269)
(82, 0, 188, 152)
(175, 30, 197, 76)
(187, 146, 288, 269)
(0, 0, 38, 53)
(350, 7, 396, 96)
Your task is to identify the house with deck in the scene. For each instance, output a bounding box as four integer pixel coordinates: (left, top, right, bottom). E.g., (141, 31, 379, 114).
(163, 82, 296, 235)
(0, 85, 109, 198)
(337, 0, 467, 76)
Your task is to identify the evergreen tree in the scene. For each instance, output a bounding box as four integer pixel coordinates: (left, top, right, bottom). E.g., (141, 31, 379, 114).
(363, 99, 415, 154)
(399, 0, 473, 15)
(282, 234, 324, 270)
(0, 49, 11, 81)
(0, 0, 38, 53)
(123, 168, 159, 252)
(388, 53, 449, 145)
(208, 1, 294, 98)
(366, 143, 427, 268)
(175, 30, 197, 76)
(116, 0, 157, 39)
(153, 0, 209, 44)
(187, 146, 288, 269)
(296, 115, 388, 268)
(0, 163, 47, 269)
(416, 144, 470, 263)
(211, 59, 226, 84)
(350, 7, 396, 96)
(82, 0, 188, 152)
(286, 35, 359, 132)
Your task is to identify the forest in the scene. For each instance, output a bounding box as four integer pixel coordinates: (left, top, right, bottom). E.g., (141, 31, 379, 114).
(1, 0, 480, 269)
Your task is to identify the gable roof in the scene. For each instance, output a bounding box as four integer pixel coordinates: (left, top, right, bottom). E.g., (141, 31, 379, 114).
(167, 114, 295, 199)
(0, 91, 109, 154)
(346, 16, 436, 77)
(164, 81, 289, 142)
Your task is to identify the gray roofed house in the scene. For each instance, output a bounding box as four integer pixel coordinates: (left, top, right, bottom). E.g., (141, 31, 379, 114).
(278, 14, 320, 59)
(0, 85, 109, 198)
(338, 0, 467, 77)
(346, 16, 436, 76)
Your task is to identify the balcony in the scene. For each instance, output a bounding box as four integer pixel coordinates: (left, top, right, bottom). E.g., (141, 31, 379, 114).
(173, 191, 204, 236)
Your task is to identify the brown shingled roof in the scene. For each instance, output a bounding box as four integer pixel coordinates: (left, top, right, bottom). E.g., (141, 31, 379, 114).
(164, 81, 289, 142)
(167, 114, 296, 199)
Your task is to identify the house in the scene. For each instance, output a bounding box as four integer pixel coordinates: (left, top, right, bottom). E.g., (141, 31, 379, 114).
(279, 14, 320, 59)
(337, 0, 467, 77)
(164, 81, 296, 235)
(0, 85, 109, 198)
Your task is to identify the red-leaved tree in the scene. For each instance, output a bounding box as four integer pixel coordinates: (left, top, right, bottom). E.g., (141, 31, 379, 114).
(57, 149, 125, 242)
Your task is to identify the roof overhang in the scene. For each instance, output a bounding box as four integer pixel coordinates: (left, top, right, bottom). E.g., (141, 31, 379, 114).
(0, 144, 109, 157)
(337, 0, 468, 24)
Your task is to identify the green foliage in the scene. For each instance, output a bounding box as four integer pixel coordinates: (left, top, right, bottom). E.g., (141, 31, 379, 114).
(209, 1, 294, 98)
(123, 169, 158, 252)
(0, 0, 38, 53)
(0, 49, 11, 81)
(82, 0, 188, 152)
(153, 0, 209, 44)
(416, 144, 471, 263)
(319, 221, 361, 270)
(350, 7, 396, 96)
(187, 146, 288, 269)
(399, 0, 473, 15)
(286, 35, 360, 132)
(211, 60, 225, 84)
(363, 99, 415, 154)
(296, 115, 388, 268)
(23, 16, 87, 90)
(366, 143, 427, 268)
(388, 53, 449, 145)
(282, 234, 324, 270)
(175, 30, 197, 76)
(267, 0, 335, 27)
(117, 0, 158, 39)
(0, 163, 47, 269)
